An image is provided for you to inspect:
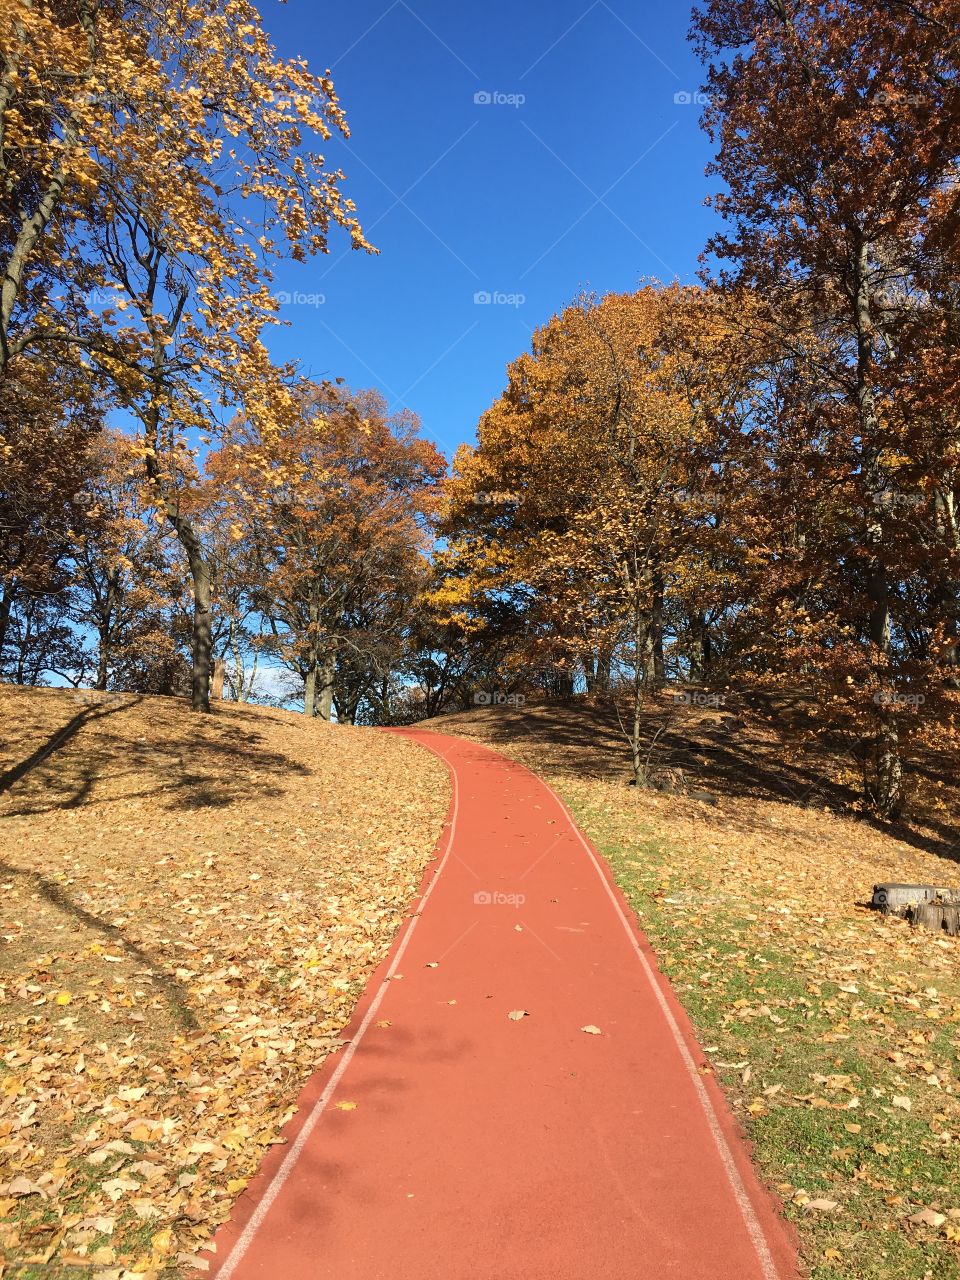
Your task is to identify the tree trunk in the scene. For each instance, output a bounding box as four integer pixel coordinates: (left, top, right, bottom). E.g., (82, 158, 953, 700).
(649, 571, 665, 682)
(317, 651, 336, 721)
(854, 236, 901, 818)
(582, 650, 598, 693)
(304, 664, 317, 717)
(599, 646, 612, 692)
(0, 584, 12, 658)
(141, 438, 213, 712)
(190, 556, 213, 713)
(95, 627, 109, 690)
(211, 658, 225, 700)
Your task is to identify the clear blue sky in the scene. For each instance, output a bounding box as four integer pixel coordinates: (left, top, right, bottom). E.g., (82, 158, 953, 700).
(262, 0, 715, 460)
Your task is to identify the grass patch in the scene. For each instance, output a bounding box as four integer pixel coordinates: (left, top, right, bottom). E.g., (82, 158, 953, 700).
(564, 781, 960, 1280)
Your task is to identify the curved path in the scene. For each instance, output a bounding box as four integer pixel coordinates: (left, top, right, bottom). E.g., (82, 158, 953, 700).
(208, 730, 799, 1280)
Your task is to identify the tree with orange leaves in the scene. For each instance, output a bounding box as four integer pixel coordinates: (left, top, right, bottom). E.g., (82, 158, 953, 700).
(691, 0, 960, 815)
(207, 384, 445, 719)
(437, 286, 738, 781)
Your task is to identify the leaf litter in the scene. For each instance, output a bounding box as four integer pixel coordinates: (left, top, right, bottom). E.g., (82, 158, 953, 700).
(0, 687, 448, 1276)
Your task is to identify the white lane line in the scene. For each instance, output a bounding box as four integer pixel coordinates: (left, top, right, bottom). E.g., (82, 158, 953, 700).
(213, 749, 460, 1280)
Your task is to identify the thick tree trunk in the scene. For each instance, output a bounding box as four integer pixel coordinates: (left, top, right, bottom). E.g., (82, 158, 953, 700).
(141, 434, 213, 712)
(582, 650, 598, 693)
(872, 712, 903, 819)
(854, 237, 901, 819)
(303, 665, 317, 716)
(689, 612, 712, 680)
(317, 652, 336, 721)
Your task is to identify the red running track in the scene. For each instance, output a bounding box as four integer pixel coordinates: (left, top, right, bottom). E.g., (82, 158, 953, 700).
(207, 730, 799, 1280)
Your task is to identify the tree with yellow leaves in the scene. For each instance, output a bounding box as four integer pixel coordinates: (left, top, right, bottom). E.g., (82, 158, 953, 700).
(1, 0, 373, 708)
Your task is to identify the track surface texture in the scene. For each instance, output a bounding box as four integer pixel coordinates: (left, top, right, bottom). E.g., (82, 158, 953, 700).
(208, 730, 799, 1280)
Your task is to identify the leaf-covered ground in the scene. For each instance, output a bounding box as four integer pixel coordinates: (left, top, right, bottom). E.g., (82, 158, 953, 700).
(0, 688, 449, 1278)
(425, 696, 960, 1280)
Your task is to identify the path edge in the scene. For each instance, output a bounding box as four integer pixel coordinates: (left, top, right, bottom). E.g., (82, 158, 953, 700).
(202, 738, 459, 1278)
(411, 727, 801, 1280)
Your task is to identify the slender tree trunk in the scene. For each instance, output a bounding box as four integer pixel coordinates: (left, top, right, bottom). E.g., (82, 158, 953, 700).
(0, 584, 13, 658)
(95, 628, 109, 690)
(302, 592, 322, 716)
(190, 556, 213, 713)
(649, 571, 665, 682)
(211, 658, 225, 700)
(94, 573, 117, 691)
(597, 646, 612, 693)
(629, 601, 654, 784)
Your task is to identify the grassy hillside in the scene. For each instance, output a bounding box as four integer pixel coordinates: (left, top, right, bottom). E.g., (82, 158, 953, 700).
(0, 688, 449, 1277)
(425, 694, 960, 1280)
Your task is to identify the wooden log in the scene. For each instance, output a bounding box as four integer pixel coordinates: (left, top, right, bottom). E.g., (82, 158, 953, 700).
(912, 903, 945, 933)
(873, 883, 960, 916)
(908, 902, 960, 936)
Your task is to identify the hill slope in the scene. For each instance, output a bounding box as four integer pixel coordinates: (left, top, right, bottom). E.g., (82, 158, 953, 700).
(0, 688, 449, 1277)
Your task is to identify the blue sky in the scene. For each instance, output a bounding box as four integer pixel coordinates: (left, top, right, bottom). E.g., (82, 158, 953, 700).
(262, 0, 716, 460)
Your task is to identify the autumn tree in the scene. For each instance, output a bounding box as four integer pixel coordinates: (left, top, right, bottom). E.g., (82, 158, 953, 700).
(207, 384, 445, 720)
(1, 0, 373, 710)
(438, 287, 735, 781)
(0, 353, 102, 676)
(71, 428, 187, 691)
(690, 0, 960, 815)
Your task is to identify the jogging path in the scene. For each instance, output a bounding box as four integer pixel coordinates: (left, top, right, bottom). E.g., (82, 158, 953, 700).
(208, 730, 799, 1280)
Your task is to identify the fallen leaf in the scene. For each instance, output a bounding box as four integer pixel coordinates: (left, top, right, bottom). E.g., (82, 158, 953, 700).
(909, 1208, 946, 1228)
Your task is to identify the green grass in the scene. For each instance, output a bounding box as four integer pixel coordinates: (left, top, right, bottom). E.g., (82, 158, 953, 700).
(563, 786, 960, 1280)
